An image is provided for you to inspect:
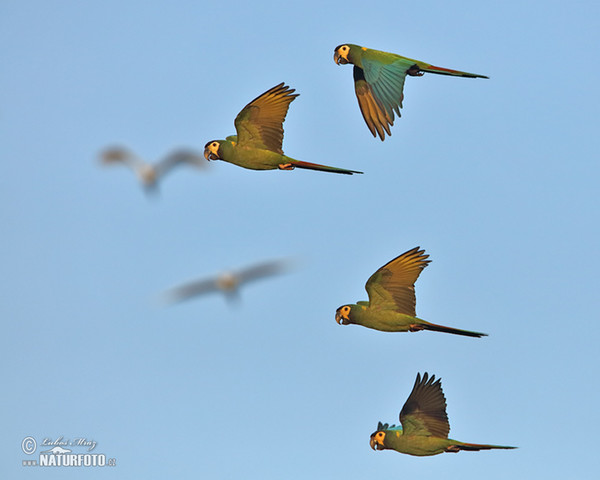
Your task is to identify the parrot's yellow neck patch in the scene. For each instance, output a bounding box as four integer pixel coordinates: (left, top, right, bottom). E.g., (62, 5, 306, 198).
(230, 141, 236, 146)
(361, 47, 367, 51)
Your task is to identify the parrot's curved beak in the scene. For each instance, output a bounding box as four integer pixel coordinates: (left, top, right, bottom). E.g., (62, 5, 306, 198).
(204, 141, 221, 161)
(370, 433, 384, 451)
(335, 308, 349, 325)
(203, 144, 220, 161)
(333, 51, 347, 65)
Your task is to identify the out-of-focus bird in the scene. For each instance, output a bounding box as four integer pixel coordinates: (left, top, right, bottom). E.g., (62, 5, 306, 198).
(99, 146, 208, 191)
(370, 372, 516, 456)
(203, 83, 362, 175)
(162, 258, 294, 304)
(333, 44, 488, 140)
(335, 247, 486, 337)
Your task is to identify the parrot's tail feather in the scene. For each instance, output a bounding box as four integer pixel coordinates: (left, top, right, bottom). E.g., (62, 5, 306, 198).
(420, 65, 489, 79)
(449, 442, 517, 452)
(290, 160, 363, 175)
(420, 322, 487, 338)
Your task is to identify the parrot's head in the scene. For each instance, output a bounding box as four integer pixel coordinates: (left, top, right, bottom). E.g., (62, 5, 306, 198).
(370, 422, 392, 451)
(203, 141, 222, 161)
(335, 304, 353, 325)
(333, 44, 352, 65)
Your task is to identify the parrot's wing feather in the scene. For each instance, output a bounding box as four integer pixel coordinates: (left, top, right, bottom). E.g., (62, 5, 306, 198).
(355, 56, 414, 139)
(235, 259, 291, 284)
(364, 247, 430, 314)
(154, 150, 207, 177)
(353, 67, 392, 140)
(400, 372, 449, 438)
(234, 83, 299, 154)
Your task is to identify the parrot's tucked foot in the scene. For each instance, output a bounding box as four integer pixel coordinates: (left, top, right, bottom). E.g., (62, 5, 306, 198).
(445, 445, 461, 453)
(278, 163, 295, 170)
(409, 324, 425, 332)
(407, 65, 424, 77)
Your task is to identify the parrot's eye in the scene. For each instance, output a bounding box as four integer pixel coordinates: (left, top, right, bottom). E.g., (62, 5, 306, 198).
(377, 432, 384, 437)
(212, 142, 218, 147)
(343, 306, 350, 313)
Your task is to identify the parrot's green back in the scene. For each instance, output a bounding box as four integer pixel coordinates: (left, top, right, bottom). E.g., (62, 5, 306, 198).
(345, 306, 424, 332)
(216, 141, 361, 174)
(358, 46, 486, 77)
(382, 428, 458, 456)
(217, 141, 291, 170)
(381, 428, 513, 456)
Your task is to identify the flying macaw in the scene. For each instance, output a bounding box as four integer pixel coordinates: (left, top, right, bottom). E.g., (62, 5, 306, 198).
(370, 372, 515, 456)
(204, 83, 362, 175)
(335, 247, 486, 337)
(99, 146, 208, 192)
(162, 258, 294, 304)
(333, 44, 488, 140)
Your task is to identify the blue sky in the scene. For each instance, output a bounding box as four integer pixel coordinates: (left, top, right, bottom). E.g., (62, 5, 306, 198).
(2, 0, 599, 478)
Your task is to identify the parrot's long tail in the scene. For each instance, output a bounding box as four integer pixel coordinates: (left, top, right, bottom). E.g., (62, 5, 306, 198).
(289, 160, 363, 175)
(419, 64, 489, 79)
(415, 322, 487, 338)
(447, 442, 517, 452)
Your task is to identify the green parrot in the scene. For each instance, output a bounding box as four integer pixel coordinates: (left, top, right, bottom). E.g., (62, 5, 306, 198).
(335, 247, 486, 337)
(333, 44, 488, 140)
(204, 83, 362, 175)
(370, 372, 516, 456)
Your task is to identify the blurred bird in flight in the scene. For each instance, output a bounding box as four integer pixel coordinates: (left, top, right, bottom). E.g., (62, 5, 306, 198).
(162, 258, 294, 304)
(99, 146, 208, 192)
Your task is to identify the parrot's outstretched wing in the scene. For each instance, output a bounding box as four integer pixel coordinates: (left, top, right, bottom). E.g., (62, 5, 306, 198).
(400, 372, 450, 438)
(234, 83, 298, 154)
(356, 50, 488, 140)
(355, 55, 414, 140)
(365, 246, 430, 314)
